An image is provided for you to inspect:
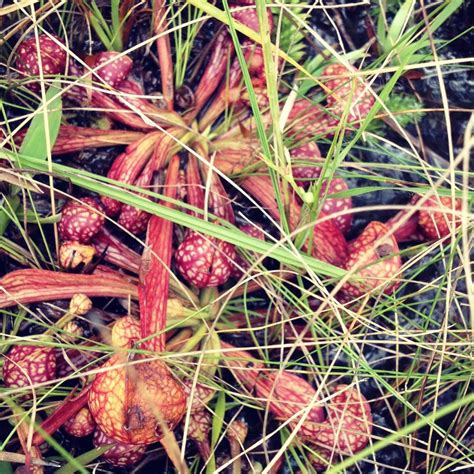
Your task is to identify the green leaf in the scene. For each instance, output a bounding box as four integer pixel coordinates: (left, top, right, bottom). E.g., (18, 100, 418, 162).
(385, 0, 415, 50)
(0, 195, 20, 237)
(206, 389, 226, 474)
(376, 6, 387, 45)
(19, 78, 62, 162)
(88, 13, 113, 51)
(211, 390, 226, 447)
(430, 0, 463, 33)
(111, 0, 123, 51)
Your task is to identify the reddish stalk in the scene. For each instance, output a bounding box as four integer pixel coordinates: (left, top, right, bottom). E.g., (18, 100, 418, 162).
(32, 385, 92, 446)
(117, 158, 160, 234)
(227, 418, 249, 473)
(220, 342, 264, 391)
(195, 3, 273, 130)
(92, 229, 197, 304)
(204, 159, 235, 223)
(186, 152, 206, 216)
(226, 269, 296, 298)
(92, 229, 141, 274)
(71, 51, 184, 130)
(139, 155, 180, 352)
(212, 109, 273, 142)
(187, 410, 212, 461)
(14, 410, 45, 474)
(198, 52, 248, 132)
(0, 270, 137, 309)
(184, 29, 233, 122)
(88, 81, 184, 131)
(186, 2, 272, 125)
(153, 0, 174, 111)
(230, 223, 265, 278)
(214, 143, 260, 175)
(91, 90, 158, 131)
(14, 126, 143, 155)
(386, 208, 423, 242)
(417, 195, 462, 240)
(101, 131, 162, 216)
(211, 123, 266, 175)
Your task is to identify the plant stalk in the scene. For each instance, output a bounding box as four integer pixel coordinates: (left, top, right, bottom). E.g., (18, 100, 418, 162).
(139, 155, 180, 352)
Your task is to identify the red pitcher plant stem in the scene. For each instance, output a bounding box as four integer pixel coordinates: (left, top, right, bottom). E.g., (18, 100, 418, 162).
(195, 142, 236, 224)
(386, 208, 424, 242)
(87, 159, 187, 446)
(13, 408, 45, 473)
(32, 385, 92, 446)
(198, 52, 248, 132)
(379, 194, 462, 243)
(92, 228, 141, 274)
(139, 155, 180, 352)
(71, 51, 184, 130)
(0, 270, 137, 309)
(92, 229, 198, 304)
(13, 126, 144, 155)
(212, 139, 263, 175)
(208, 172, 236, 223)
(184, 152, 205, 217)
(154, 0, 174, 111)
(91, 88, 160, 131)
(101, 131, 162, 216)
(185, 29, 233, 122)
(53, 126, 143, 153)
(188, 2, 272, 126)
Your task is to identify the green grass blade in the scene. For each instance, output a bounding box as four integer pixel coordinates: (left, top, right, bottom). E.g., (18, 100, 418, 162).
(110, 0, 123, 51)
(1, 149, 346, 279)
(19, 78, 62, 165)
